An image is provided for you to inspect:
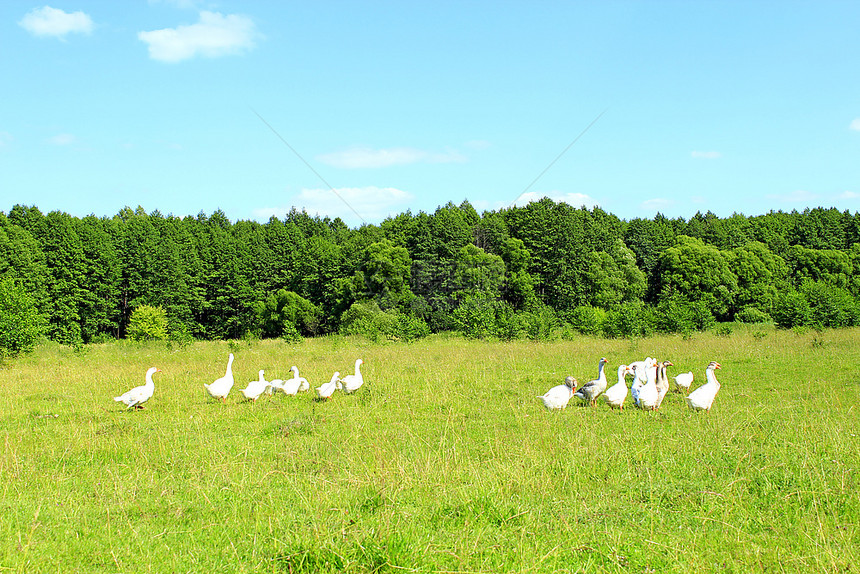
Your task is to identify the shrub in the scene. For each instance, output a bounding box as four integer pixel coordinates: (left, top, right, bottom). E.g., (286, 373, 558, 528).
(339, 301, 429, 342)
(735, 306, 772, 324)
(127, 305, 168, 342)
(602, 301, 655, 339)
(800, 280, 858, 328)
(566, 306, 606, 337)
(281, 322, 304, 344)
(521, 304, 558, 341)
(654, 296, 716, 334)
(772, 290, 812, 329)
(712, 323, 733, 337)
(0, 277, 46, 359)
(255, 289, 321, 338)
(452, 293, 520, 340)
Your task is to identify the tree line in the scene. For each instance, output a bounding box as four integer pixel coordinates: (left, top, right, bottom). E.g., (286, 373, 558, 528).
(2, 200, 859, 356)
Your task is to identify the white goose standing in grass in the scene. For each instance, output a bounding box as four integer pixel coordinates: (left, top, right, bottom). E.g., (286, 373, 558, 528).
(574, 357, 609, 406)
(341, 359, 365, 394)
(281, 366, 304, 396)
(240, 370, 270, 402)
(537, 376, 577, 411)
(267, 378, 284, 395)
(685, 361, 722, 413)
(636, 360, 659, 410)
(655, 360, 673, 409)
(114, 367, 161, 409)
(629, 357, 655, 407)
(204, 353, 235, 403)
(673, 371, 694, 394)
(317, 372, 341, 400)
(602, 364, 633, 410)
(292, 366, 310, 393)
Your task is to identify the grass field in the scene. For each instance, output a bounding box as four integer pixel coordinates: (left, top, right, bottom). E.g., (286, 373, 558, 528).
(1, 326, 858, 573)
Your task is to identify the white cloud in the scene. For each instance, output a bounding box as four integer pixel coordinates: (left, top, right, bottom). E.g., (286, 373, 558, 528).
(839, 191, 859, 199)
(138, 11, 258, 63)
(19, 6, 94, 39)
(0, 132, 12, 149)
(691, 151, 722, 159)
(254, 186, 414, 224)
(511, 191, 600, 209)
(850, 118, 860, 131)
(317, 146, 466, 169)
(47, 133, 76, 145)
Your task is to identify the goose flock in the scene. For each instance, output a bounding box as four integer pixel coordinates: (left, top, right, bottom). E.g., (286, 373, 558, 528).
(537, 357, 723, 413)
(113, 352, 721, 414)
(113, 354, 364, 408)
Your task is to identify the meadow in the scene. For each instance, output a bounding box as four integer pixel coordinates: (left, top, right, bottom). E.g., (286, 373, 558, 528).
(0, 326, 857, 573)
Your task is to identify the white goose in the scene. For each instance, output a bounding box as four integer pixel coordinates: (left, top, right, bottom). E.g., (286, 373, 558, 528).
(636, 361, 659, 410)
(317, 372, 341, 400)
(673, 371, 694, 394)
(686, 361, 722, 412)
(240, 370, 270, 402)
(655, 360, 673, 409)
(266, 377, 284, 395)
(292, 366, 310, 393)
(204, 353, 235, 403)
(281, 366, 304, 396)
(573, 357, 609, 406)
(602, 364, 633, 410)
(341, 359, 364, 394)
(537, 376, 577, 411)
(629, 357, 655, 407)
(114, 367, 161, 409)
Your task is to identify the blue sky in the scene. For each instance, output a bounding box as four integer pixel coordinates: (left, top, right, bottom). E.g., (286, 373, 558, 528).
(2, 1, 859, 227)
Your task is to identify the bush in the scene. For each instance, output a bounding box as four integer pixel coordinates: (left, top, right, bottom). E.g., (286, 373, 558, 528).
(772, 290, 812, 329)
(800, 280, 858, 328)
(281, 322, 304, 344)
(654, 296, 715, 334)
(521, 304, 558, 341)
(255, 289, 321, 338)
(566, 306, 606, 337)
(0, 277, 46, 359)
(735, 306, 772, 324)
(127, 305, 168, 342)
(451, 293, 522, 340)
(712, 323, 733, 337)
(339, 301, 429, 342)
(602, 301, 655, 339)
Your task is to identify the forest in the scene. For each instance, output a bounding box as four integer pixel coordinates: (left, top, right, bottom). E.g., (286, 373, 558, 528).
(2, 200, 859, 356)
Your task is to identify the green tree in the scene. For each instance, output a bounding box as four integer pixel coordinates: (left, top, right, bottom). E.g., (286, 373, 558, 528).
(359, 239, 413, 310)
(452, 244, 506, 298)
(784, 245, 852, 290)
(726, 241, 790, 319)
(0, 277, 45, 359)
(76, 215, 122, 342)
(254, 289, 321, 338)
(127, 305, 168, 341)
(653, 235, 738, 320)
(38, 212, 87, 345)
(583, 239, 646, 309)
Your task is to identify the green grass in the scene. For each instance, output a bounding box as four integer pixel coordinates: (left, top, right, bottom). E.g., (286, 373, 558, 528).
(1, 326, 858, 572)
